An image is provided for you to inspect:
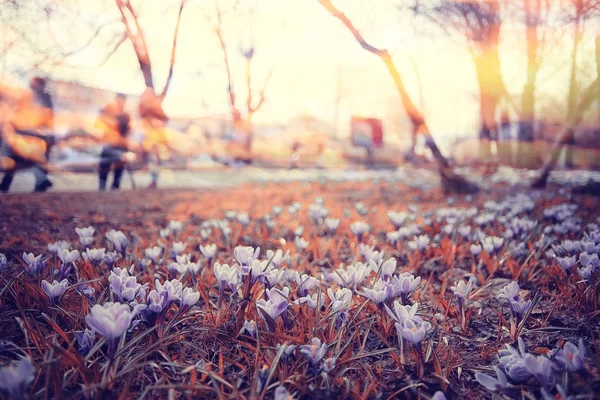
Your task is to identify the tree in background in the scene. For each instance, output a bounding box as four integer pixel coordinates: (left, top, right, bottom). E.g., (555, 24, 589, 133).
(317, 0, 479, 193)
(202, 0, 274, 156)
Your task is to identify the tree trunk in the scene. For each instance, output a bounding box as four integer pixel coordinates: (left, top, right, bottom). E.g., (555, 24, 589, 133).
(564, 15, 582, 169)
(517, 0, 541, 168)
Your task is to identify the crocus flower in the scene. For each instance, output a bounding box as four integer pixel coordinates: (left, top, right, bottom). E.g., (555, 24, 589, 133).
(322, 357, 337, 373)
(234, 246, 260, 268)
(75, 226, 95, 246)
(214, 262, 239, 292)
(41, 279, 69, 304)
(168, 220, 183, 234)
(370, 258, 396, 281)
(498, 338, 531, 382)
(103, 251, 118, 268)
(388, 273, 421, 304)
(106, 229, 128, 256)
(523, 354, 553, 387)
(274, 386, 293, 400)
(199, 228, 211, 240)
(294, 225, 305, 237)
(499, 281, 521, 302)
(109, 267, 142, 302)
(350, 221, 370, 241)
(0, 253, 6, 273)
(294, 236, 309, 251)
(237, 212, 250, 226)
(451, 278, 474, 300)
(555, 339, 585, 372)
(263, 267, 285, 289)
(386, 230, 402, 245)
(324, 218, 340, 234)
(171, 242, 186, 258)
(266, 249, 290, 268)
(57, 248, 79, 277)
(458, 225, 472, 239)
(300, 337, 328, 365)
(293, 272, 319, 296)
(470, 244, 482, 256)
(385, 301, 419, 325)
(397, 318, 431, 345)
(155, 279, 183, 304)
(556, 255, 577, 271)
(85, 302, 132, 356)
(387, 211, 408, 230)
(475, 367, 509, 392)
(239, 319, 257, 337)
(75, 329, 95, 355)
(308, 204, 329, 222)
(294, 293, 324, 309)
(200, 244, 217, 261)
(408, 235, 430, 253)
(47, 240, 71, 255)
(181, 287, 200, 308)
(431, 391, 447, 400)
(84, 248, 105, 265)
(257, 297, 288, 325)
(326, 287, 352, 312)
(363, 279, 388, 306)
(145, 246, 163, 263)
(0, 356, 35, 400)
(75, 280, 96, 300)
(22, 252, 45, 275)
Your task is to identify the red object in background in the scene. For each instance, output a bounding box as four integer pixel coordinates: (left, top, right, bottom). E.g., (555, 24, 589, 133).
(351, 117, 383, 148)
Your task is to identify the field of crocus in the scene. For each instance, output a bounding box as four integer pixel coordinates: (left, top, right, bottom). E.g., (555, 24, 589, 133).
(0, 178, 599, 399)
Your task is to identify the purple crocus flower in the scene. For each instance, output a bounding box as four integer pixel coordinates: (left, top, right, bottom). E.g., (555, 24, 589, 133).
(431, 391, 447, 400)
(363, 279, 388, 306)
(144, 246, 163, 263)
(523, 354, 553, 387)
(555, 339, 585, 372)
(41, 279, 69, 304)
(181, 287, 200, 308)
(475, 366, 509, 392)
(300, 337, 328, 365)
(350, 221, 370, 241)
(257, 297, 288, 326)
(109, 267, 142, 303)
(75, 226, 95, 247)
(22, 252, 45, 275)
(233, 246, 260, 270)
(397, 318, 431, 346)
(85, 302, 132, 357)
(103, 251, 118, 268)
(199, 244, 217, 262)
(105, 229, 128, 257)
(239, 319, 257, 337)
(389, 272, 421, 304)
(324, 218, 340, 234)
(83, 248, 105, 266)
(556, 255, 577, 271)
(75, 329, 95, 355)
(155, 279, 183, 304)
(47, 241, 71, 256)
(470, 244, 482, 256)
(408, 235, 430, 253)
(0, 356, 35, 400)
(498, 338, 532, 382)
(293, 272, 319, 297)
(387, 211, 408, 230)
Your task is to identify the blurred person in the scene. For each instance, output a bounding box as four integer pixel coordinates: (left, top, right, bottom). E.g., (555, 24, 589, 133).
(289, 140, 300, 169)
(0, 77, 54, 193)
(139, 88, 169, 189)
(95, 93, 131, 191)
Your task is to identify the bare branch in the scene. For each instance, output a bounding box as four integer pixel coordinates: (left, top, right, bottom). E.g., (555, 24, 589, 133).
(97, 33, 127, 66)
(160, 0, 187, 99)
(248, 68, 274, 118)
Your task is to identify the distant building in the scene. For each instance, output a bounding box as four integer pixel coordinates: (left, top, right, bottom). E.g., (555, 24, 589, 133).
(50, 79, 140, 116)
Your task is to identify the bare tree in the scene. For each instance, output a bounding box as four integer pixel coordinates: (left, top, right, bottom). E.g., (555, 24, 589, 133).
(207, 0, 274, 153)
(317, 0, 479, 193)
(532, 35, 600, 188)
(114, 0, 186, 108)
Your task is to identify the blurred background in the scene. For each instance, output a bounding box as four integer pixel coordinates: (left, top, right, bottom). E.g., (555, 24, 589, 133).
(0, 0, 599, 186)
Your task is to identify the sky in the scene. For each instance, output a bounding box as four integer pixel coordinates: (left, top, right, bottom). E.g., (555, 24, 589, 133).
(1, 0, 598, 147)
